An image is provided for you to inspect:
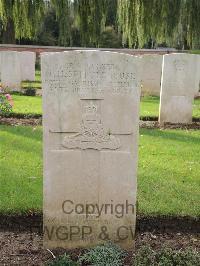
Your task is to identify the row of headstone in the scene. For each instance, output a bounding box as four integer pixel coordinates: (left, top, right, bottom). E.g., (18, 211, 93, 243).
(0, 51, 36, 90)
(140, 53, 200, 124)
(141, 53, 200, 98)
(41, 50, 200, 250)
(0, 50, 198, 100)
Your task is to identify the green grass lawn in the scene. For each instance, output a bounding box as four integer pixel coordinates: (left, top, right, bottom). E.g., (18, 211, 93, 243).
(0, 126, 42, 213)
(12, 95, 42, 114)
(11, 95, 200, 118)
(138, 128, 200, 216)
(0, 125, 199, 217)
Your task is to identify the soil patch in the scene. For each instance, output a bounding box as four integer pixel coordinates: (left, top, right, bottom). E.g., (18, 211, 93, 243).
(0, 116, 42, 126)
(0, 231, 199, 265)
(0, 214, 199, 234)
(0, 215, 199, 265)
(139, 120, 200, 129)
(1, 116, 200, 129)
(161, 122, 200, 130)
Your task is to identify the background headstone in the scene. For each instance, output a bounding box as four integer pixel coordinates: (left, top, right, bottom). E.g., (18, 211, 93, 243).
(42, 50, 142, 249)
(1, 51, 21, 90)
(20, 51, 36, 81)
(159, 53, 199, 124)
(194, 55, 200, 97)
(141, 54, 163, 96)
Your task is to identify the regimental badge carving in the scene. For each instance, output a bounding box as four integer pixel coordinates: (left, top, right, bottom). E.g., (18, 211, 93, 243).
(62, 102, 121, 150)
(174, 59, 186, 71)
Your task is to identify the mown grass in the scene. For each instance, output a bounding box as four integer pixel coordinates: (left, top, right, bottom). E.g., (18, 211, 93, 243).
(10, 95, 200, 118)
(138, 128, 200, 216)
(12, 95, 42, 114)
(0, 125, 199, 217)
(0, 126, 42, 213)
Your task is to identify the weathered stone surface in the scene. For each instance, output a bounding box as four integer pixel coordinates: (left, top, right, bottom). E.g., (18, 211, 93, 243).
(159, 53, 199, 124)
(20, 51, 36, 81)
(141, 54, 163, 96)
(194, 56, 200, 97)
(42, 50, 142, 249)
(1, 51, 21, 90)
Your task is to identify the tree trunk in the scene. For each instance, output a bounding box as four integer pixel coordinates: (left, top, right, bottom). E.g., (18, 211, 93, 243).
(2, 19, 15, 44)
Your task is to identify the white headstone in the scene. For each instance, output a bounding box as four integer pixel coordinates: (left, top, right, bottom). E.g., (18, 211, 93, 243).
(42, 50, 142, 249)
(20, 51, 36, 81)
(159, 53, 199, 124)
(194, 56, 200, 97)
(141, 55, 163, 96)
(1, 51, 21, 90)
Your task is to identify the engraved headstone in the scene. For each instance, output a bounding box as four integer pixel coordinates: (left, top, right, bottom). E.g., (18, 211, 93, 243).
(1, 51, 21, 90)
(159, 53, 199, 124)
(20, 51, 36, 81)
(141, 54, 163, 96)
(42, 50, 142, 249)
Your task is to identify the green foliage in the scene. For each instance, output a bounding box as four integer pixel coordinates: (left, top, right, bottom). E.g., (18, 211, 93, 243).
(0, 0, 45, 39)
(79, 242, 126, 266)
(47, 254, 78, 266)
(183, 0, 200, 49)
(117, 0, 200, 49)
(46, 246, 200, 266)
(133, 246, 200, 266)
(36, 8, 59, 46)
(0, 0, 199, 48)
(0, 94, 12, 115)
(99, 26, 121, 48)
(134, 245, 156, 265)
(23, 87, 36, 96)
(105, 0, 118, 27)
(74, 0, 107, 47)
(51, 0, 72, 46)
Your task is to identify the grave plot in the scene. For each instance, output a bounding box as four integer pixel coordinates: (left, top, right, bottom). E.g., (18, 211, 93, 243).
(0, 51, 199, 266)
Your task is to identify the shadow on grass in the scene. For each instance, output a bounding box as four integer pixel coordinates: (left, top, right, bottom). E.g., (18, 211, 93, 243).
(0, 125, 42, 142)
